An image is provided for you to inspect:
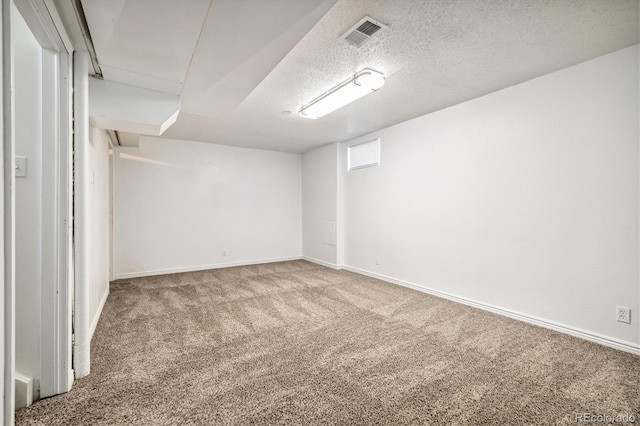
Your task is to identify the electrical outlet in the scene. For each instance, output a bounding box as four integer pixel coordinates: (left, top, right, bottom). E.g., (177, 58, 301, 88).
(375, 257, 380, 265)
(221, 250, 227, 257)
(616, 306, 631, 324)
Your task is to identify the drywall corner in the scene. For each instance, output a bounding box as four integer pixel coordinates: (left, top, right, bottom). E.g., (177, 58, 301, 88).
(302, 143, 339, 265)
(14, 373, 35, 409)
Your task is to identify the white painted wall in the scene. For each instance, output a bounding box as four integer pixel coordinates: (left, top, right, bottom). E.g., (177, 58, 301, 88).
(13, 7, 42, 397)
(88, 127, 110, 337)
(302, 143, 338, 267)
(114, 137, 302, 278)
(339, 45, 639, 348)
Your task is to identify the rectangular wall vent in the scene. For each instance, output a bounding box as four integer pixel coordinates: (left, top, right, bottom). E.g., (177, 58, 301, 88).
(348, 139, 380, 170)
(341, 16, 388, 48)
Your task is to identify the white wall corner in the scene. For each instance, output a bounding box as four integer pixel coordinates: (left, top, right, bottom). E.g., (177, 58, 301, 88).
(73, 50, 92, 380)
(335, 142, 346, 266)
(301, 143, 339, 266)
(14, 373, 35, 409)
(73, 342, 90, 379)
(89, 287, 109, 341)
(302, 256, 342, 270)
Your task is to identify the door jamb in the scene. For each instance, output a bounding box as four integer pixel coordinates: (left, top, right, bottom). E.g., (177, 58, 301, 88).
(14, 0, 74, 398)
(1, 0, 15, 423)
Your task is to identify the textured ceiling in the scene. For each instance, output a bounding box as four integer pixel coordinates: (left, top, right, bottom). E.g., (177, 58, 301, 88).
(83, 0, 640, 153)
(179, 0, 337, 117)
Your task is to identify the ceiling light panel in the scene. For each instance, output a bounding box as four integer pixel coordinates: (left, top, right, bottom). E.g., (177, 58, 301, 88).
(299, 69, 385, 119)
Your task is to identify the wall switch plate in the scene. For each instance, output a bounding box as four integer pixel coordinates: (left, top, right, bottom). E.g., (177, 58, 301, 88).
(616, 306, 631, 324)
(221, 250, 227, 256)
(375, 257, 380, 265)
(15, 156, 26, 177)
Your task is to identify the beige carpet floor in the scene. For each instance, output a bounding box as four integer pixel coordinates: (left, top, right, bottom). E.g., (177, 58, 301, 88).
(16, 260, 640, 425)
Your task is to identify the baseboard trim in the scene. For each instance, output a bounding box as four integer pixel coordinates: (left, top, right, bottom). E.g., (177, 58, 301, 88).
(302, 256, 341, 270)
(343, 265, 640, 356)
(113, 256, 304, 280)
(89, 287, 110, 340)
(15, 372, 34, 409)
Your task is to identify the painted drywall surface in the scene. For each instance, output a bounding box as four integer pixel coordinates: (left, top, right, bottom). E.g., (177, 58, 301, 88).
(88, 78, 180, 135)
(88, 128, 110, 336)
(14, 7, 43, 387)
(336, 143, 346, 267)
(341, 45, 639, 345)
(114, 137, 302, 277)
(302, 143, 338, 265)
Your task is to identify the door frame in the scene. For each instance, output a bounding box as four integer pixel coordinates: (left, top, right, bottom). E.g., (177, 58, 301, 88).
(1, 0, 15, 422)
(14, 0, 74, 398)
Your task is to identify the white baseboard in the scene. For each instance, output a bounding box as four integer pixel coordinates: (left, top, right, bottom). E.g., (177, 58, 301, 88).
(302, 256, 342, 270)
(73, 287, 110, 380)
(15, 373, 34, 409)
(113, 256, 303, 280)
(89, 287, 110, 340)
(343, 265, 640, 356)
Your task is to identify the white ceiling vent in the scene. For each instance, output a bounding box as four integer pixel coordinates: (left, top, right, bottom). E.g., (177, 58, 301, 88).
(341, 16, 388, 48)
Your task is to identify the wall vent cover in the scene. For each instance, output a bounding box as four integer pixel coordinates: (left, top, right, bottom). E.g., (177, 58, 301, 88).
(348, 139, 380, 170)
(341, 16, 388, 48)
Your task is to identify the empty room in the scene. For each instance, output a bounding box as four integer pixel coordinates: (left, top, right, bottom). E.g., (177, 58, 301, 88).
(4, 0, 640, 424)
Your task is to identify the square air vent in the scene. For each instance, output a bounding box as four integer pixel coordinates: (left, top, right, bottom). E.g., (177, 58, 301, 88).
(341, 16, 388, 48)
(348, 139, 380, 170)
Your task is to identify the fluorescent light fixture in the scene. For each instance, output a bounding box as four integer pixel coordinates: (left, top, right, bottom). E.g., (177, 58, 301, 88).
(299, 68, 385, 119)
